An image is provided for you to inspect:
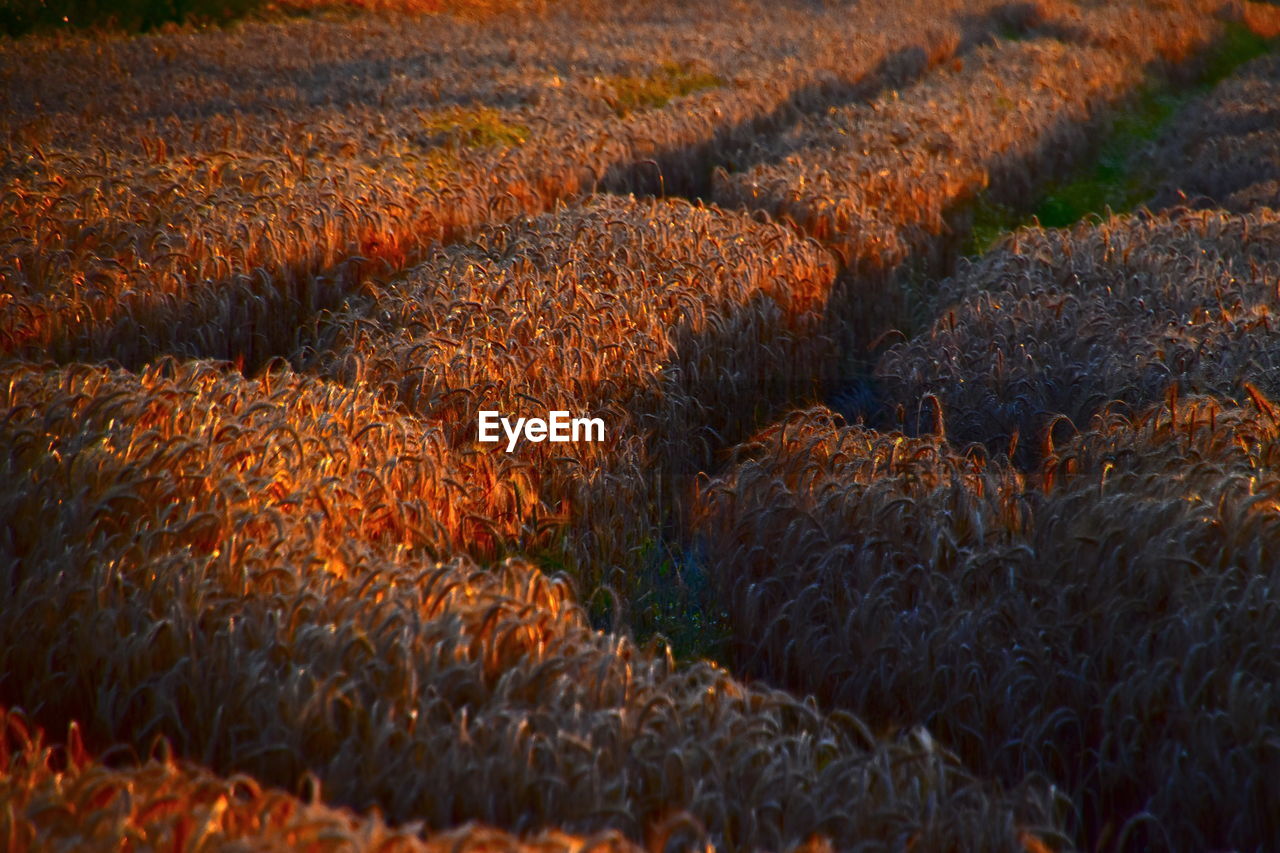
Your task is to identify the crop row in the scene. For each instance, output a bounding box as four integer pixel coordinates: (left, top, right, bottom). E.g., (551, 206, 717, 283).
(711, 0, 1257, 349)
(696, 78, 1280, 839)
(274, 1, 1280, 603)
(874, 207, 1280, 466)
(0, 0, 1016, 368)
(692, 36, 1280, 849)
(0, 706, 644, 852)
(1153, 50, 1280, 211)
(0, 361, 1061, 850)
(696, 387, 1280, 850)
(302, 194, 837, 598)
(4, 2, 1278, 848)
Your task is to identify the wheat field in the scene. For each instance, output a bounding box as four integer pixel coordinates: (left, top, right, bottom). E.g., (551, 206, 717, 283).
(4, 0, 1280, 850)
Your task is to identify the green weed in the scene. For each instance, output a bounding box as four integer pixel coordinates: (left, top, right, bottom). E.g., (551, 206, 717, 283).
(627, 539, 730, 665)
(604, 61, 724, 117)
(421, 105, 530, 149)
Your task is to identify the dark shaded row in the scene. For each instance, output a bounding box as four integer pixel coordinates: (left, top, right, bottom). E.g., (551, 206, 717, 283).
(697, 392, 1280, 850)
(0, 361, 1060, 851)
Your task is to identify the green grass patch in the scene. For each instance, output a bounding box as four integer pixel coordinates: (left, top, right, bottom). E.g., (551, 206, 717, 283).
(604, 60, 725, 117)
(998, 22, 1030, 42)
(1033, 87, 1182, 229)
(1200, 17, 1273, 85)
(420, 105, 530, 149)
(412, 105, 529, 186)
(964, 196, 1020, 256)
(627, 540, 730, 665)
(525, 535, 730, 666)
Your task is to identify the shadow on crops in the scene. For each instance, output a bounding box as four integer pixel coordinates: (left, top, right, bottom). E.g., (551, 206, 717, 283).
(601, 3, 1040, 201)
(14, 2, 1054, 376)
(854, 29, 1280, 468)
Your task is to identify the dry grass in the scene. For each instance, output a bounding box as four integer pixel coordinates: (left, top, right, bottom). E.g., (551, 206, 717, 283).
(270, 0, 564, 18)
(693, 406, 1029, 692)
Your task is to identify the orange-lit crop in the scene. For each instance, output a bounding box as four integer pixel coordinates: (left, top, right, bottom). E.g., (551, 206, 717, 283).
(4, 0, 1280, 849)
